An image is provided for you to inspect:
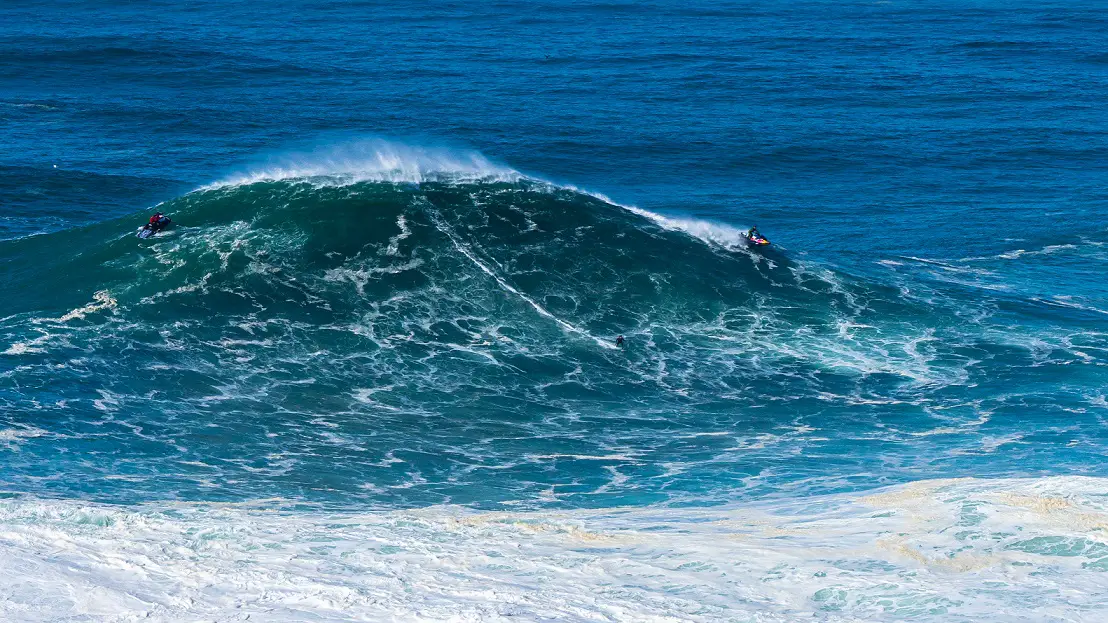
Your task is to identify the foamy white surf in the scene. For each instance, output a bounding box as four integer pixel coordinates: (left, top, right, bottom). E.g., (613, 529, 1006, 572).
(559, 183, 758, 253)
(206, 140, 523, 188)
(2, 477, 1105, 622)
(624, 205, 755, 251)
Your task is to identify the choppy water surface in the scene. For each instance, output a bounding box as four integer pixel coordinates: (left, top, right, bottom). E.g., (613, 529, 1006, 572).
(2, 1, 1107, 620)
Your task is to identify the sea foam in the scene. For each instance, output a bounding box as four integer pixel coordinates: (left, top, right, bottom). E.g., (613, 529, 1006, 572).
(206, 139, 523, 189)
(1, 476, 1105, 622)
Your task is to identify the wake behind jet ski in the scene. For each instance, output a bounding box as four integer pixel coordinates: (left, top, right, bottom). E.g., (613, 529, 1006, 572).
(137, 212, 172, 239)
(745, 225, 770, 247)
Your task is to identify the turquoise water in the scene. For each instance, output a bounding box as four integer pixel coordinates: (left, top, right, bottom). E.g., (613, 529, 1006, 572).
(3, 163, 1107, 510)
(2, 1, 1107, 620)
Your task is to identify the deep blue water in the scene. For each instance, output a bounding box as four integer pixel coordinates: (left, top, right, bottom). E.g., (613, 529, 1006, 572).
(1, 2, 1107, 619)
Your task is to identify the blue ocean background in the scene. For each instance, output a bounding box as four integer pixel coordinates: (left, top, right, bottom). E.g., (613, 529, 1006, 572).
(1, 1, 1107, 620)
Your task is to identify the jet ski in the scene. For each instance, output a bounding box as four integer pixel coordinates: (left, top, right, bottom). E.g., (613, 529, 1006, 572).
(745, 228, 770, 247)
(137, 214, 172, 239)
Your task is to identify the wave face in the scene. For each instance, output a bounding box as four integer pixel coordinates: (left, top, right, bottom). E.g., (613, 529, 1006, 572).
(2, 165, 1106, 511)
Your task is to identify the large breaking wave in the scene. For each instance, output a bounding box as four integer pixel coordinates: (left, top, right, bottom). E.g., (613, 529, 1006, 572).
(1, 146, 1106, 511)
(2, 145, 1108, 620)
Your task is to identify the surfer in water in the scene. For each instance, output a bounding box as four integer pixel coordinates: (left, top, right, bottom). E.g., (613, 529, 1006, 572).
(616, 335, 625, 347)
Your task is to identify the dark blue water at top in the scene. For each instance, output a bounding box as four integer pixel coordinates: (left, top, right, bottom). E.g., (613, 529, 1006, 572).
(5, 1, 1105, 249)
(1, 0, 1106, 509)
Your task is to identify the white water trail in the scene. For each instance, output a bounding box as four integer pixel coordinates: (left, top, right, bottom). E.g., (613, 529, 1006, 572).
(429, 211, 616, 350)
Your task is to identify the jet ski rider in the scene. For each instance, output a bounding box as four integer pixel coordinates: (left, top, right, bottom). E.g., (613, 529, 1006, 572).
(148, 212, 171, 230)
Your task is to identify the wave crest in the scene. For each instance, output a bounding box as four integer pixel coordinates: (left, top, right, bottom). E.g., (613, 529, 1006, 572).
(206, 139, 523, 188)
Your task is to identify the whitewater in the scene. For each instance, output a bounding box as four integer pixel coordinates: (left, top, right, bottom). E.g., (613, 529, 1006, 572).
(3, 477, 1107, 622)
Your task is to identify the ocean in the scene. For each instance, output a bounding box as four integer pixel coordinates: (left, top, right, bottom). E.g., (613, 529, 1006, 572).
(2, 0, 1107, 620)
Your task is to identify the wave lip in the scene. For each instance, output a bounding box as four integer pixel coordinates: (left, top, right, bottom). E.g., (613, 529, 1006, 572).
(205, 140, 523, 188)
